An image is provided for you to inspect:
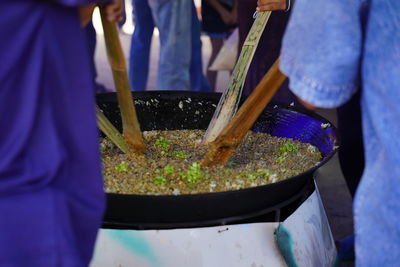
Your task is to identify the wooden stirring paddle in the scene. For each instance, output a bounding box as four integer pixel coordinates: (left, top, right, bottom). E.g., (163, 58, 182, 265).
(201, 59, 287, 167)
(96, 106, 130, 154)
(97, 6, 145, 154)
(202, 11, 272, 144)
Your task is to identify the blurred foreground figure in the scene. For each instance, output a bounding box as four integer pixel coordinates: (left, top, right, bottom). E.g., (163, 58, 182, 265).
(259, 0, 399, 265)
(0, 0, 120, 266)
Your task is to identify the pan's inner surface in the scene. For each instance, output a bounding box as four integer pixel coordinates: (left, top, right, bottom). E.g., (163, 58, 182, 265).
(97, 91, 338, 229)
(102, 129, 322, 195)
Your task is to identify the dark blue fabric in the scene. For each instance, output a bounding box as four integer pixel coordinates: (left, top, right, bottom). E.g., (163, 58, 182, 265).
(129, 0, 154, 91)
(337, 90, 364, 197)
(0, 1, 105, 266)
(85, 21, 98, 87)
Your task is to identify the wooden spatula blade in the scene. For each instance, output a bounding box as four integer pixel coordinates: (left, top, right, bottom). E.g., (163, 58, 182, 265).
(201, 59, 286, 166)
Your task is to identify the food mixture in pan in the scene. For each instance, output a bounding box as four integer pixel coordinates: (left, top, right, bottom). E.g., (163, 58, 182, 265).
(101, 130, 322, 195)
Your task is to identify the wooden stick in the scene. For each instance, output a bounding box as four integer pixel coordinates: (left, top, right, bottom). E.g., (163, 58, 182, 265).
(201, 59, 286, 167)
(100, 7, 145, 153)
(202, 11, 272, 144)
(96, 106, 130, 154)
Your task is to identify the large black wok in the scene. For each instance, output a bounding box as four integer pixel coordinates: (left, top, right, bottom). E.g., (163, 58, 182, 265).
(97, 91, 338, 230)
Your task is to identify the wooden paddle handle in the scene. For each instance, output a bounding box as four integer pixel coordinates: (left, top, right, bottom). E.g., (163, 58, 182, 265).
(100, 7, 145, 153)
(96, 106, 130, 153)
(202, 11, 272, 144)
(201, 59, 287, 166)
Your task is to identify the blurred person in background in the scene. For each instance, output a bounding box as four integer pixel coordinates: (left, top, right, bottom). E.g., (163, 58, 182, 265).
(201, 0, 237, 90)
(129, 0, 211, 92)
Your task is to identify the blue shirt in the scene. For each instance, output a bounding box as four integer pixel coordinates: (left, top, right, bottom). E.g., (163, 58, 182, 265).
(0, 1, 107, 266)
(280, 0, 400, 266)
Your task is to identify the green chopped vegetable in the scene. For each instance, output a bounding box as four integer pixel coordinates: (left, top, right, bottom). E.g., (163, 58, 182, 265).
(278, 142, 299, 155)
(164, 165, 175, 175)
(114, 161, 129, 172)
(256, 169, 271, 177)
(224, 169, 233, 175)
(155, 137, 171, 150)
(276, 156, 286, 163)
(154, 175, 167, 185)
(228, 161, 237, 167)
(172, 151, 191, 159)
(243, 169, 271, 180)
(245, 173, 257, 180)
(182, 162, 206, 184)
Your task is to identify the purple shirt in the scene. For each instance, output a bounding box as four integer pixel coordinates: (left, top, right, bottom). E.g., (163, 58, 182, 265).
(0, 1, 107, 266)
